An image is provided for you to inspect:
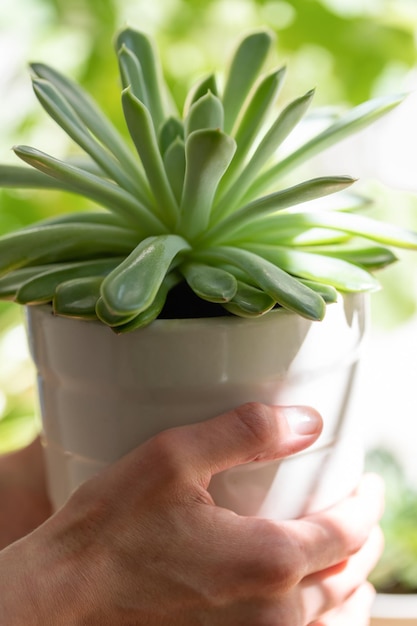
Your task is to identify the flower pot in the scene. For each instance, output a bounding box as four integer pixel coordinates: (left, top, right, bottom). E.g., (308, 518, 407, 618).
(371, 593, 417, 625)
(26, 293, 367, 518)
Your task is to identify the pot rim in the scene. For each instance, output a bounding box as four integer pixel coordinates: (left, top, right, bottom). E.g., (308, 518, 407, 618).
(26, 292, 365, 332)
(28, 301, 291, 327)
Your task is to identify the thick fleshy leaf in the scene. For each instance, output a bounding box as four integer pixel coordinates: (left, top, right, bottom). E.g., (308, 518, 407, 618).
(222, 30, 274, 134)
(54, 276, 103, 319)
(0, 265, 61, 299)
(182, 262, 237, 302)
(32, 78, 142, 197)
(247, 93, 404, 198)
(158, 117, 184, 155)
(269, 228, 349, 247)
(30, 62, 145, 186)
(16, 258, 122, 304)
(32, 79, 84, 133)
(213, 89, 315, 220)
(163, 138, 186, 205)
(122, 88, 179, 227)
(184, 92, 224, 136)
(95, 296, 139, 327)
(306, 211, 417, 249)
(309, 245, 398, 270)
(113, 272, 181, 333)
(0, 164, 74, 190)
(179, 129, 236, 239)
(219, 68, 286, 194)
(247, 244, 380, 292)
(14, 145, 164, 233)
(224, 280, 275, 316)
(196, 246, 326, 320)
(0, 223, 136, 275)
(117, 44, 148, 107)
(116, 28, 173, 131)
(101, 234, 190, 315)
(234, 209, 417, 250)
(298, 279, 339, 303)
(184, 74, 218, 114)
(40, 211, 126, 228)
(205, 176, 355, 244)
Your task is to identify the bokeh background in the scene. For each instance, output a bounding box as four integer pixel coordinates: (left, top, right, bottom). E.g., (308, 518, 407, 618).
(1, 0, 417, 591)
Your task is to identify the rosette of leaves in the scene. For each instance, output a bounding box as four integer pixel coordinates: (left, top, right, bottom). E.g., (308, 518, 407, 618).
(0, 28, 416, 332)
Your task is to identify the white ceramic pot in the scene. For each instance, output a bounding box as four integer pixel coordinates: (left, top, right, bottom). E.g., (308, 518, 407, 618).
(371, 593, 417, 625)
(26, 293, 367, 517)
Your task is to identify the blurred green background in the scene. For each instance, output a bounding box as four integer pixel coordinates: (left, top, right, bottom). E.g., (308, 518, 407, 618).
(1, 0, 417, 591)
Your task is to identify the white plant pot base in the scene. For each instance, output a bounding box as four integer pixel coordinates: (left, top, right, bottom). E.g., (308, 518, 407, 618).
(26, 294, 367, 519)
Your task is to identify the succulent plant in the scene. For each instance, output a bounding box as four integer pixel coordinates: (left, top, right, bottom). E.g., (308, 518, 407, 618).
(0, 27, 416, 332)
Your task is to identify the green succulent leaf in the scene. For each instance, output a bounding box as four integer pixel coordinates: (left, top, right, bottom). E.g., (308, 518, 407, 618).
(309, 245, 398, 270)
(184, 74, 219, 114)
(222, 29, 274, 134)
(101, 234, 190, 316)
(237, 209, 417, 250)
(0, 265, 62, 299)
(117, 44, 149, 108)
(223, 280, 275, 317)
(178, 129, 236, 239)
(116, 27, 173, 131)
(51, 155, 106, 176)
(31, 79, 85, 133)
(32, 78, 141, 197)
(30, 62, 147, 191)
(205, 176, 355, 243)
(213, 89, 315, 220)
(274, 228, 349, 247)
(158, 117, 184, 155)
(122, 88, 179, 227)
(40, 211, 126, 228)
(196, 246, 326, 320)
(0, 223, 137, 275)
(13, 145, 165, 234)
(297, 279, 339, 303)
(0, 164, 78, 191)
(163, 138, 186, 205)
(246, 244, 380, 292)
(182, 262, 237, 303)
(184, 91, 224, 136)
(219, 67, 286, 194)
(54, 276, 103, 319)
(113, 272, 181, 333)
(15, 258, 122, 304)
(95, 296, 139, 327)
(247, 93, 405, 198)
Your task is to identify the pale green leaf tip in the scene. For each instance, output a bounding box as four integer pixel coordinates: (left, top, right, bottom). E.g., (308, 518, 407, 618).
(245, 27, 276, 45)
(117, 42, 129, 55)
(31, 77, 46, 88)
(29, 62, 44, 76)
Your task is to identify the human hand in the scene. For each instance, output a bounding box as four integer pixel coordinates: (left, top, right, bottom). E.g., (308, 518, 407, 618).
(309, 582, 376, 626)
(0, 403, 383, 625)
(0, 437, 51, 549)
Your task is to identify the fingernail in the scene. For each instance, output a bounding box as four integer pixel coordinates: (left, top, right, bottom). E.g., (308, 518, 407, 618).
(284, 406, 322, 436)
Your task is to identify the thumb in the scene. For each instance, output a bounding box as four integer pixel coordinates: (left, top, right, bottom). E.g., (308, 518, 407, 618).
(173, 402, 323, 485)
